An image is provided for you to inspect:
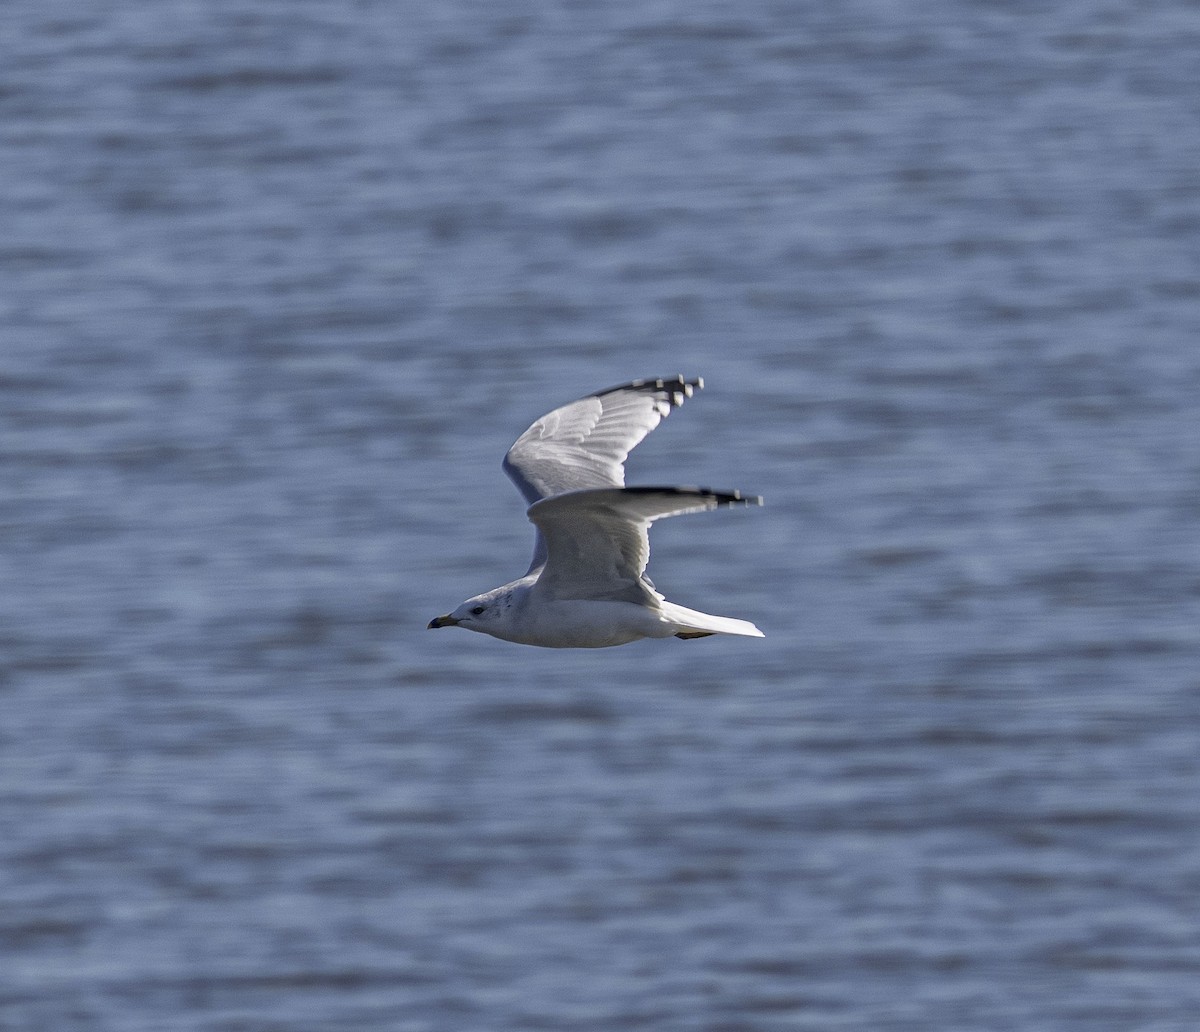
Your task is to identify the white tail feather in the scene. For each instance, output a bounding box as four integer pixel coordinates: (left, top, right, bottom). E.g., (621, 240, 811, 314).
(658, 601, 764, 638)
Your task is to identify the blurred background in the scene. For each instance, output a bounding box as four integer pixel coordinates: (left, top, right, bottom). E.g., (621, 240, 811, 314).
(3, 0, 1199, 1029)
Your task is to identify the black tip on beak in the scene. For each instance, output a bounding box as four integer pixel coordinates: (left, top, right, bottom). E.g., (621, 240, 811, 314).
(428, 615, 457, 629)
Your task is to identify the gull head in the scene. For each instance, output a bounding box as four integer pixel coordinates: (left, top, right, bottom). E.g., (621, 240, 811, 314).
(428, 587, 514, 636)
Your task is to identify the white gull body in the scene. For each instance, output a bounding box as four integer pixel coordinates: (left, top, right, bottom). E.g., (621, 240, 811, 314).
(428, 376, 763, 648)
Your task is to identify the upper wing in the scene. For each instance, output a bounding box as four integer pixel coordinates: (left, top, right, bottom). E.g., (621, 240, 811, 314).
(526, 486, 761, 604)
(503, 376, 702, 507)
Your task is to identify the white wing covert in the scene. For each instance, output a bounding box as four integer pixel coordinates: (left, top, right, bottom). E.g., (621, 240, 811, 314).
(527, 486, 761, 604)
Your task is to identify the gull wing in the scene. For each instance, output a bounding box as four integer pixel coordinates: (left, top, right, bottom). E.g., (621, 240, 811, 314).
(526, 486, 761, 604)
(503, 376, 702, 506)
(504, 376, 703, 573)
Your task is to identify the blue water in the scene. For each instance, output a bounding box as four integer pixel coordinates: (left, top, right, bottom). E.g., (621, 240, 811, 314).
(4, 1, 1200, 1029)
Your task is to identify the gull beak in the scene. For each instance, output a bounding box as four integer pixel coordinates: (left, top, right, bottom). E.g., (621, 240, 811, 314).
(428, 614, 459, 629)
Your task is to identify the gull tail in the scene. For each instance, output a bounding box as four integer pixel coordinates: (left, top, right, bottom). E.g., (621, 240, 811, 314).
(658, 601, 764, 640)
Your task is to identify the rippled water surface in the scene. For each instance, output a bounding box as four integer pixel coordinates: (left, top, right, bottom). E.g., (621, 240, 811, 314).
(4, 1, 1200, 1029)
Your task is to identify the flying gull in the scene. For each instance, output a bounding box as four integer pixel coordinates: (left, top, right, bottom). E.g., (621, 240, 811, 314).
(428, 376, 763, 648)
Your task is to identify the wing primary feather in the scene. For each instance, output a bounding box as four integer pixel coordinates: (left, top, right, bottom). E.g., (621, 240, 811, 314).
(590, 375, 702, 406)
(502, 375, 706, 506)
(617, 485, 763, 507)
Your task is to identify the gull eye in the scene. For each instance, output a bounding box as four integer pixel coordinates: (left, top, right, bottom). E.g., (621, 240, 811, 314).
(470, 605, 486, 616)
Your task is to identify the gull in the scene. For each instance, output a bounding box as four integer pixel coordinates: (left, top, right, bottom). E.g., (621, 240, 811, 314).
(428, 376, 763, 648)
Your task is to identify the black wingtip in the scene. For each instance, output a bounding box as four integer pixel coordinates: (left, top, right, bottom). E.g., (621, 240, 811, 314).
(595, 375, 704, 407)
(710, 487, 763, 507)
(620, 485, 763, 507)
(684, 486, 763, 507)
